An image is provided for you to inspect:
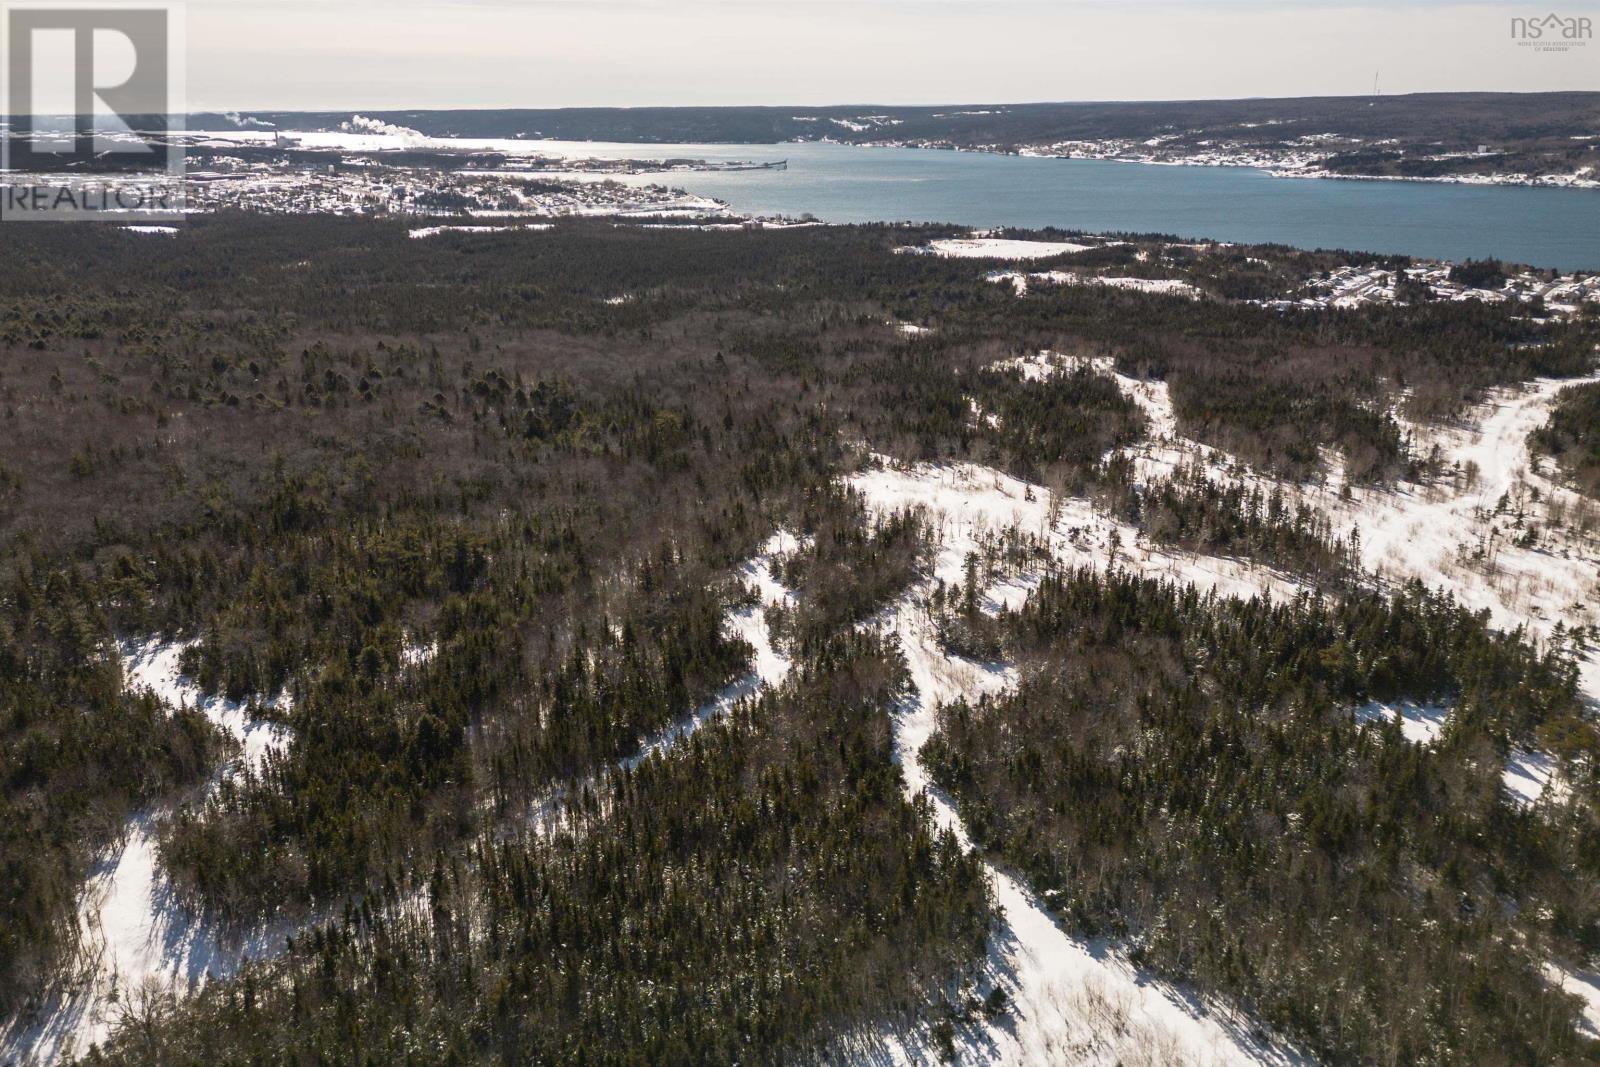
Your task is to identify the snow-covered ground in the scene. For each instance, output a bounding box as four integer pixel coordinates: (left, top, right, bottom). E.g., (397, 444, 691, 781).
(408, 224, 551, 238)
(1544, 963, 1600, 1038)
(1504, 748, 1571, 807)
(898, 237, 1101, 261)
(0, 641, 293, 1067)
(990, 271, 1203, 299)
(1353, 701, 1452, 746)
(1279, 373, 1600, 715)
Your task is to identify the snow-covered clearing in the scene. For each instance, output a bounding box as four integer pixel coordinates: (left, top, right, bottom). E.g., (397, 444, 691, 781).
(851, 460, 1308, 610)
(997, 351, 1600, 807)
(990, 271, 1202, 299)
(841, 457, 1307, 1065)
(1353, 701, 1452, 746)
(400, 637, 438, 670)
(898, 238, 1100, 261)
(122, 641, 290, 775)
(408, 224, 551, 238)
(1274, 373, 1600, 709)
(1504, 748, 1571, 807)
(1258, 377, 1600, 713)
(0, 642, 293, 1067)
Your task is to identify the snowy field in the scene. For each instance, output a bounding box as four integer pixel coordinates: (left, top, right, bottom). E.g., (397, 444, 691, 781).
(897, 238, 1103, 260)
(989, 271, 1203, 299)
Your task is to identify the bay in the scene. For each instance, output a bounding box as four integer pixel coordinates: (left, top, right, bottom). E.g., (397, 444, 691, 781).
(525, 140, 1600, 270)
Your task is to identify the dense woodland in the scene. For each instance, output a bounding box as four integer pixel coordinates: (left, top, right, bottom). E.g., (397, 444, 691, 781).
(0, 217, 1597, 1063)
(923, 570, 1600, 1065)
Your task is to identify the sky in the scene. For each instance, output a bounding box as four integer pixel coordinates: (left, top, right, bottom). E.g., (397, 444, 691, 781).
(167, 0, 1600, 109)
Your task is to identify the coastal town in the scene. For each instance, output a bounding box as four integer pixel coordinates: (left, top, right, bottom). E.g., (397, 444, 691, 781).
(908, 234, 1600, 319)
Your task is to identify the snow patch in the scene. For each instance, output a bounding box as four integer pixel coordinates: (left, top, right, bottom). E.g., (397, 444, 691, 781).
(900, 237, 1099, 261)
(408, 224, 551, 238)
(1504, 748, 1570, 807)
(1353, 701, 1451, 745)
(1545, 963, 1600, 1039)
(992, 271, 1202, 299)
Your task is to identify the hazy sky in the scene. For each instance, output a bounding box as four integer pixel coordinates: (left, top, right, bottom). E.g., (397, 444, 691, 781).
(178, 0, 1599, 110)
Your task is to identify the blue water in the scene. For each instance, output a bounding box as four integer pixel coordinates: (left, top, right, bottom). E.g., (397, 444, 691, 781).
(533, 141, 1600, 271)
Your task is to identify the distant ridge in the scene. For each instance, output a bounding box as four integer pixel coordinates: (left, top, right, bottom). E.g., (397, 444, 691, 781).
(185, 92, 1600, 146)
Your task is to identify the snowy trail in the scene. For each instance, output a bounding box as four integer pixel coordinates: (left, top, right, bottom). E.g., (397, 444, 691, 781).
(0, 643, 293, 1067)
(1235, 372, 1600, 736)
(1336, 374, 1600, 635)
(844, 459, 1308, 1066)
(528, 531, 799, 832)
(1140, 367, 1600, 710)
(624, 532, 797, 771)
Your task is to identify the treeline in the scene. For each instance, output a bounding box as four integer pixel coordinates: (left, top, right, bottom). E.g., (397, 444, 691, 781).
(1098, 457, 1357, 587)
(923, 567, 1598, 1065)
(209, 94, 1600, 162)
(1533, 380, 1600, 497)
(772, 486, 929, 653)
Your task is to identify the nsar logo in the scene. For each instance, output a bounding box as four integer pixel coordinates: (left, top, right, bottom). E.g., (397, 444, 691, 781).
(1510, 11, 1592, 51)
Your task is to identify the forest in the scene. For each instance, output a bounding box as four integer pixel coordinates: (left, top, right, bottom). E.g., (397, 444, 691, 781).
(1, 216, 1598, 1064)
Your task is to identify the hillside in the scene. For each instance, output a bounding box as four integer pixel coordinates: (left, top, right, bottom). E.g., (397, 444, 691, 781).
(189, 93, 1600, 184)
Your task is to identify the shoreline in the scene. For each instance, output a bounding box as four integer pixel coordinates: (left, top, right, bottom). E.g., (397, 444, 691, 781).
(799, 136, 1600, 191)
